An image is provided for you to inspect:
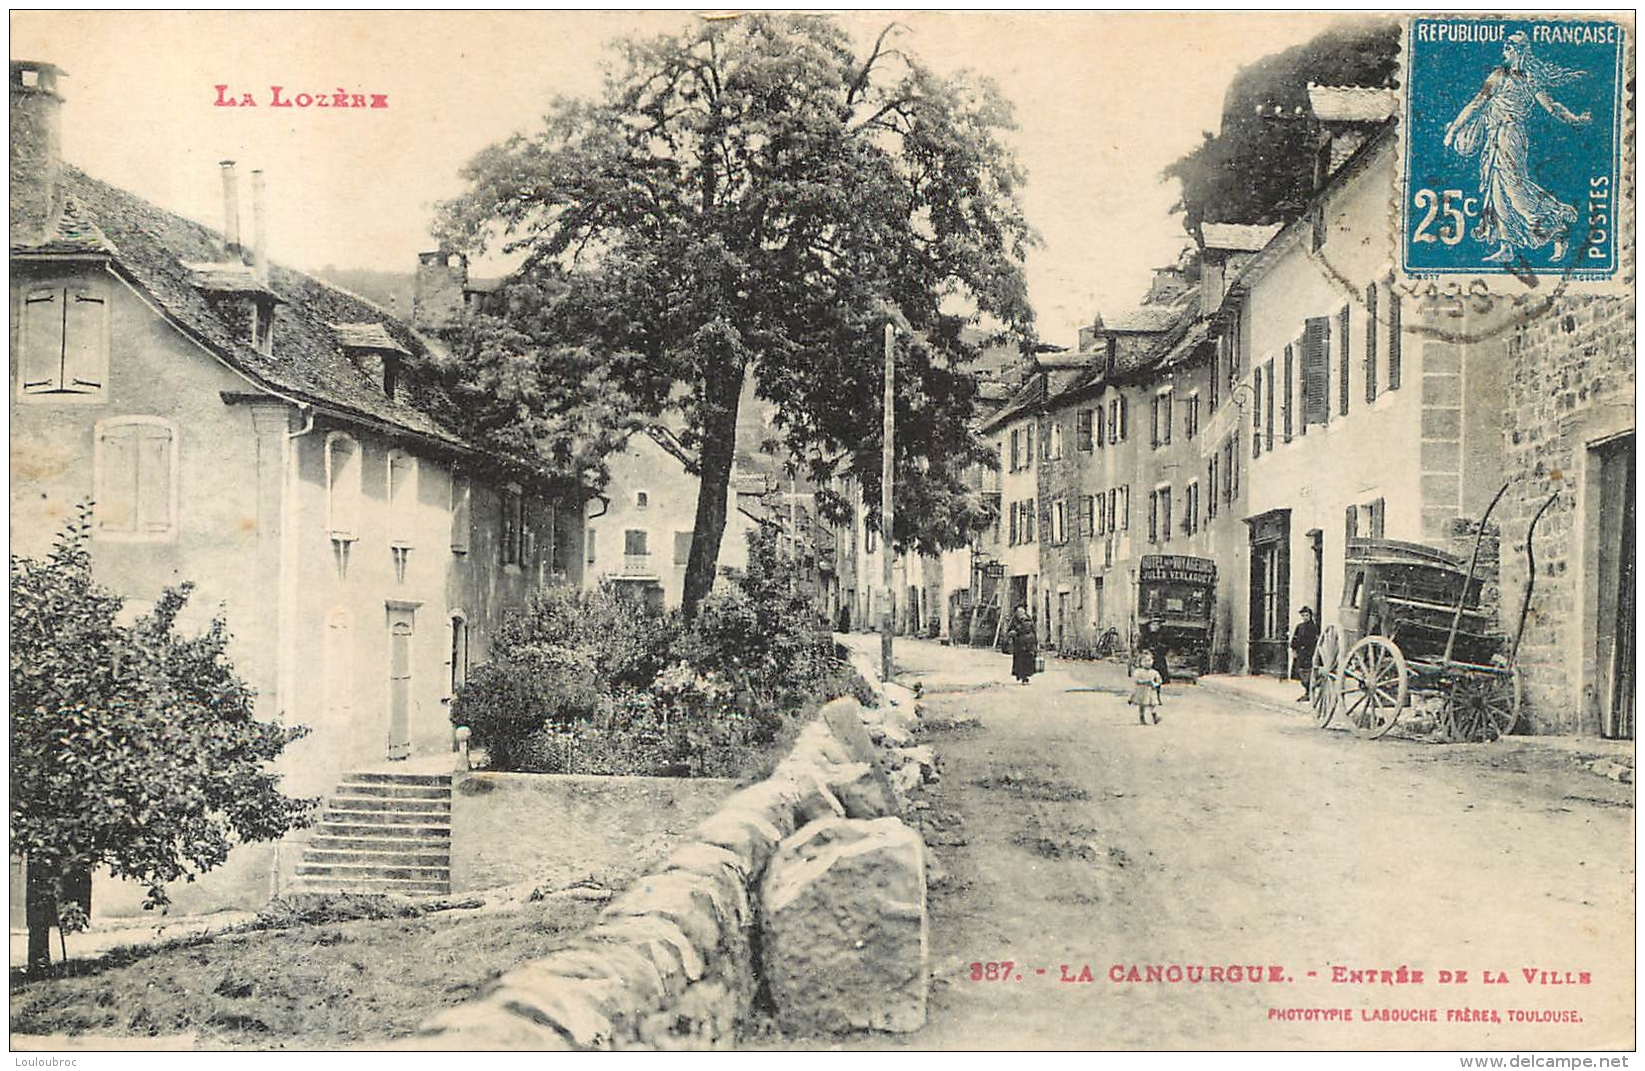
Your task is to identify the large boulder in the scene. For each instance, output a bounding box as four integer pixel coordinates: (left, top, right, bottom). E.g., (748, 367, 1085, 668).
(759, 817, 928, 1034)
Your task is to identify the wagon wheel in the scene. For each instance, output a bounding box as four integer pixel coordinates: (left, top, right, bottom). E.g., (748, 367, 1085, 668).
(1442, 670, 1521, 742)
(1341, 635, 1409, 738)
(1310, 625, 1342, 728)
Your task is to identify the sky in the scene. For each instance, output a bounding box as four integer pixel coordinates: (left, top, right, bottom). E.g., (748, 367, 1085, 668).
(11, 10, 1353, 348)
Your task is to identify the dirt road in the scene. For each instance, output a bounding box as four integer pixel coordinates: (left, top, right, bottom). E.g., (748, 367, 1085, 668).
(870, 638, 1634, 1051)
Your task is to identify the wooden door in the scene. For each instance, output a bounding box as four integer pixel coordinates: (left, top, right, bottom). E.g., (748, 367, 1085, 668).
(1247, 510, 1291, 674)
(1595, 435, 1635, 739)
(387, 612, 414, 760)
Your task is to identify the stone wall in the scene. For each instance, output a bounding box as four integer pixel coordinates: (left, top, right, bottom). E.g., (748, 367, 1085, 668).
(449, 772, 735, 895)
(403, 681, 933, 1050)
(1498, 293, 1635, 735)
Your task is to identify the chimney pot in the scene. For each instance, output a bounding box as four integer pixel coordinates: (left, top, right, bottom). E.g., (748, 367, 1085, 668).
(10, 61, 66, 248)
(251, 169, 268, 281)
(219, 159, 242, 260)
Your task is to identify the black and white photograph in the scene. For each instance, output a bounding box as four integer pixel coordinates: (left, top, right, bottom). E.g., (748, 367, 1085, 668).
(6, 9, 1636, 1055)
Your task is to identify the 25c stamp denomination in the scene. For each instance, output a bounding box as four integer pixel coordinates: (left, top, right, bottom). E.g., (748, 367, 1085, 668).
(1403, 16, 1625, 278)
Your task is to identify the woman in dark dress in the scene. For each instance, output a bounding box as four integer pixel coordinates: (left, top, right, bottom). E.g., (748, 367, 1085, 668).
(1009, 606, 1039, 685)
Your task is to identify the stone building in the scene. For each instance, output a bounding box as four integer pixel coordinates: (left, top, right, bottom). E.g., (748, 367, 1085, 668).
(10, 60, 584, 912)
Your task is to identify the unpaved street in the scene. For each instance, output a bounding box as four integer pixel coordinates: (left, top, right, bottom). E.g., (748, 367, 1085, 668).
(869, 638, 1634, 1051)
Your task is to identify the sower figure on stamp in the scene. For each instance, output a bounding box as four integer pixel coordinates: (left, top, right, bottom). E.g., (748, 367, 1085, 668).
(1444, 31, 1592, 263)
(1008, 605, 1039, 686)
(1290, 606, 1320, 702)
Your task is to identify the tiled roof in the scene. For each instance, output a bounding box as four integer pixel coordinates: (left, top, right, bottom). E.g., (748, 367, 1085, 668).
(17, 167, 473, 452)
(1156, 317, 1216, 370)
(331, 321, 412, 356)
(1202, 221, 1283, 253)
(1307, 84, 1396, 123)
(10, 196, 115, 255)
(1102, 306, 1181, 333)
(978, 374, 1045, 433)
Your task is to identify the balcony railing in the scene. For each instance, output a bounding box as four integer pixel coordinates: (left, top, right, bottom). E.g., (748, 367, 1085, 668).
(620, 552, 654, 575)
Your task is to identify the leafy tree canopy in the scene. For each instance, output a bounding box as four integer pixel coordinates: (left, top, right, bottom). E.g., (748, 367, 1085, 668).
(1164, 19, 1399, 235)
(435, 13, 1036, 612)
(10, 512, 313, 965)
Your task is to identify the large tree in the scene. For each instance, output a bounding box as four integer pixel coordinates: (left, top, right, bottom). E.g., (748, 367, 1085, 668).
(10, 514, 313, 972)
(436, 14, 1034, 615)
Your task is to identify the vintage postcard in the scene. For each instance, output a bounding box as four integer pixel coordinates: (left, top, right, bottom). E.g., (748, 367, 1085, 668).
(6, 10, 1635, 1058)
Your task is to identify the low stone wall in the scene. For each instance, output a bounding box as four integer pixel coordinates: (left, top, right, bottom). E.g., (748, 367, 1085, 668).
(451, 772, 735, 895)
(406, 687, 933, 1051)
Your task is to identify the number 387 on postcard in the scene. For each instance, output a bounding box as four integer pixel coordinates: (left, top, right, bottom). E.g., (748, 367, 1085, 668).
(1403, 17, 1625, 277)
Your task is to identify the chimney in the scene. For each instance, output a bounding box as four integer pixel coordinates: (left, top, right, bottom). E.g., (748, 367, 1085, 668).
(250, 169, 268, 281)
(10, 61, 65, 248)
(219, 159, 241, 260)
(412, 249, 468, 332)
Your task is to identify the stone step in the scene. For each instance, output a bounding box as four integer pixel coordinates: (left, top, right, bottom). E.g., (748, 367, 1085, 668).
(305, 846, 451, 868)
(345, 771, 453, 787)
(323, 795, 450, 815)
(315, 819, 450, 840)
(311, 828, 450, 850)
(319, 805, 452, 826)
(289, 876, 450, 897)
(332, 781, 453, 801)
(296, 861, 450, 883)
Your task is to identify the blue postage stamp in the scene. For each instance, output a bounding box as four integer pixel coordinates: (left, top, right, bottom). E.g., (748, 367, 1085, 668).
(1403, 17, 1625, 278)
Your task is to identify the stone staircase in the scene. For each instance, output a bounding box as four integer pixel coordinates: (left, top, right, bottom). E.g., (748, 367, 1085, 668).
(292, 771, 452, 897)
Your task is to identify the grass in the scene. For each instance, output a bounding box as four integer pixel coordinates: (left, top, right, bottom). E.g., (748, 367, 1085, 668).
(9, 896, 608, 1049)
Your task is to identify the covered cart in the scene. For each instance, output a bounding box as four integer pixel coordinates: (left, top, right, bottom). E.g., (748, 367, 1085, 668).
(1137, 554, 1217, 677)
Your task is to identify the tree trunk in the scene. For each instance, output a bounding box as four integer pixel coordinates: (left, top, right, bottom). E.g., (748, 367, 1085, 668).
(24, 856, 57, 974)
(681, 369, 745, 619)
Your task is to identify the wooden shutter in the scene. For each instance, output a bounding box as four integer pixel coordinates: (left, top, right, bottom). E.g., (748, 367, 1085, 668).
(1302, 317, 1330, 427)
(674, 530, 693, 565)
(1388, 290, 1403, 390)
(1265, 357, 1276, 451)
(1283, 345, 1295, 442)
(63, 288, 107, 393)
(1119, 395, 1129, 440)
(1148, 491, 1158, 543)
(21, 288, 62, 393)
(1338, 306, 1351, 416)
(1365, 282, 1379, 403)
(1120, 485, 1130, 530)
(97, 423, 139, 532)
(624, 528, 648, 555)
(327, 436, 361, 540)
(1252, 367, 1263, 457)
(388, 452, 416, 547)
(135, 424, 173, 532)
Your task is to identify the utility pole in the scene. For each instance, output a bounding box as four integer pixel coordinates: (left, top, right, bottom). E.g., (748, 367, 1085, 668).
(881, 321, 895, 682)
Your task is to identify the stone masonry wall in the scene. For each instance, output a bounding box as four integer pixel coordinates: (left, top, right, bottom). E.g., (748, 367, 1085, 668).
(1498, 293, 1635, 734)
(402, 664, 933, 1050)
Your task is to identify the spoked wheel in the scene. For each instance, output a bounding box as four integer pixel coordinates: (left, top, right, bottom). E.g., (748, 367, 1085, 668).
(1341, 635, 1409, 738)
(1441, 669, 1521, 742)
(1310, 624, 1342, 728)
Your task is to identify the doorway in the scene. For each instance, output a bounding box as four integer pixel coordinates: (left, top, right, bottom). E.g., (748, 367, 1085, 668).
(386, 603, 417, 761)
(1592, 434, 1634, 739)
(1247, 509, 1291, 675)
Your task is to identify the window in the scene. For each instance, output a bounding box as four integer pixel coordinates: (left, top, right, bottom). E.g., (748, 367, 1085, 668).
(1025, 423, 1035, 465)
(674, 530, 693, 567)
(1076, 409, 1094, 452)
(1009, 429, 1021, 471)
(624, 529, 649, 563)
(20, 284, 108, 400)
(382, 356, 399, 401)
(1052, 499, 1067, 544)
(1152, 389, 1174, 448)
(1025, 497, 1036, 542)
(1365, 281, 1379, 404)
(1209, 348, 1220, 413)
(1048, 421, 1064, 460)
(1301, 316, 1332, 429)
(502, 484, 524, 565)
(1082, 494, 1096, 537)
(1008, 502, 1018, 546)
(1282, 344, 1295, 443)
(325, 432, 361, 541)
(635, 490, 650, 510)
(93, 417, 177, 539)
(1159, 488, 1172, 543)
(450, 474, 471, 553)
(1185, 392, 1200, 439)
(1388, 287, 1403, 390)
(1095, 404, 1106, 450)
(1107, 488, 1118, 533)
(1148, 490, 1159, 544)
(1119, 485, 1130, 531)
(1118, 395, 1129, 441)
(1332, 306, 1350, 420)
(1207, 454, 1219, 519)
(387, 450, 417, 549)
(449, 613, 469, 696)
(1185, 481, 1200, 535)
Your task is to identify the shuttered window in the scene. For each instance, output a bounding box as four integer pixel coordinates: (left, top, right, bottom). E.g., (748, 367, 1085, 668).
(1301, 316, 1331, 427)
(1095, 404, 1106, 450)
(325, 433, 362, 541)
(1076, 409, 1094, 451)
(450, 475, 471, 553)
(674, 530, 694, 566)
(1118, 395, 1129, 441)
(1252, 366, 1264, 457)
(1207, 455, 1219, 519)
(387, 450, 417, 549)
(20, 285, 108, 399)
(1265, 357, 1276, 451)
(94, 418, 176, 538)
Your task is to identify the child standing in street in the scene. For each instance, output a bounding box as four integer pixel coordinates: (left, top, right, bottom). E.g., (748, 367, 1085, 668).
(1128, 653, 1163, 725)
